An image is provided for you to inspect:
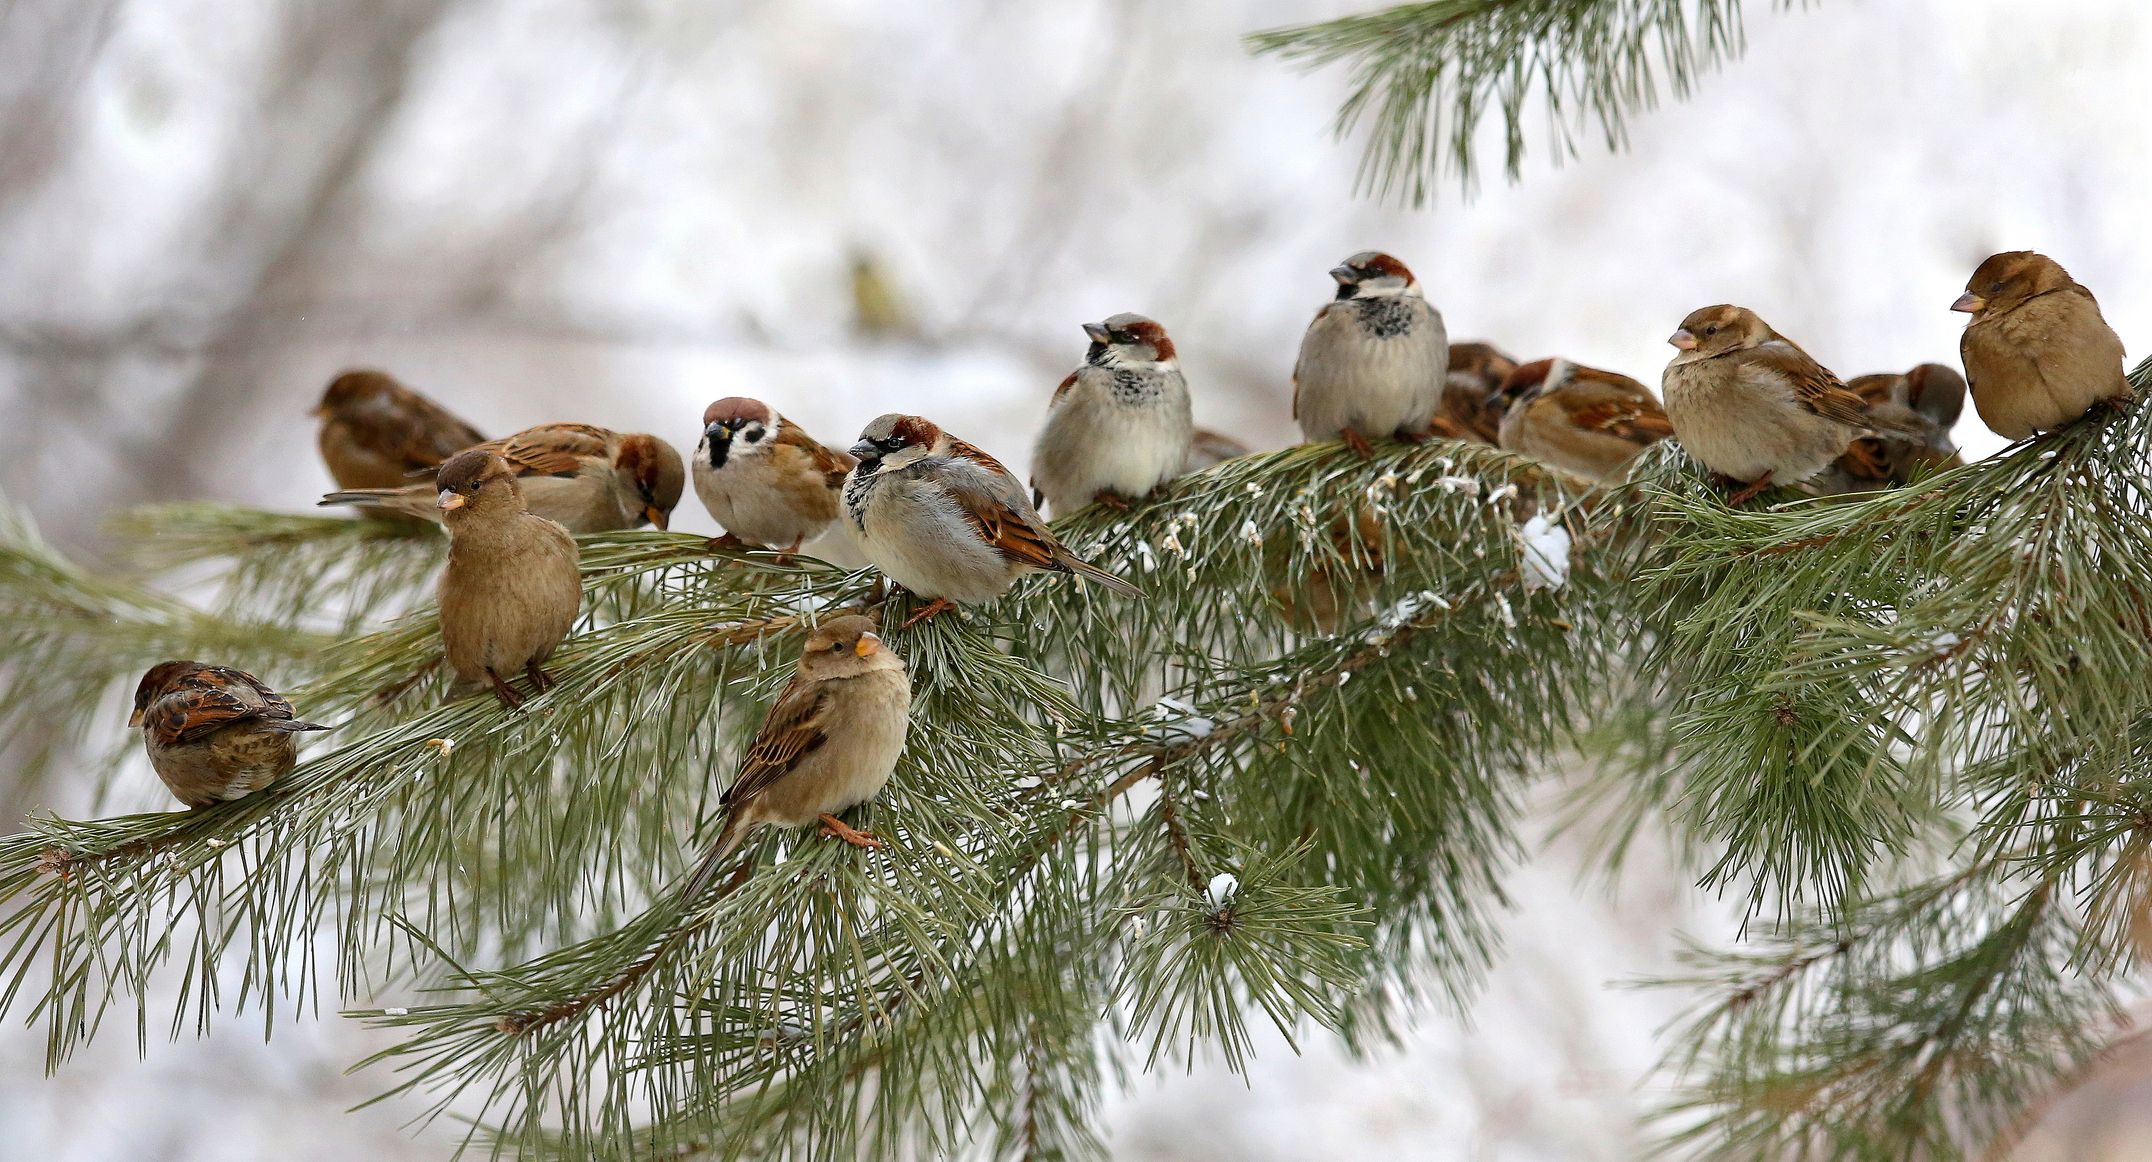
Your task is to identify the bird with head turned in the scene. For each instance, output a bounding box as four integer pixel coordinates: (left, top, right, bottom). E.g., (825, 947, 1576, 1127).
(1292, 251, 1449, 457)
(1030, 312, 1194, 517)
(321, 422, 684, 534)
(1814, 363, 1967, 494)
(130, 661, 329, 809)
(694, 396, 856, 558)
(432, 449, 584, 708)
(1492, 357, 1671, 482)
(1953, 251, 2130, 440)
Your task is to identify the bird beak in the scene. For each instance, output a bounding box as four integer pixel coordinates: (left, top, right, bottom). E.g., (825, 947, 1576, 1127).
(309, 403, 329, 419)
(644, 505, 669, 530)
(1328, 265, 1358, 285)
(127, 708, 145, 728)
(703, 421, 731, 442)
(854, 632, 882, 658)
(437, 490, 465, 512)
(1951, 292, 1985, 314)
(850, 441, 878, 461)
(1668, 329, 1699, 351)
(1082, 322, 1111, 344)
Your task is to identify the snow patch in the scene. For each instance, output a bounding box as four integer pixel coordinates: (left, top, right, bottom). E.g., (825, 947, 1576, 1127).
(1519, 515, 1573, 592)
(1204, 872, 1240, 914)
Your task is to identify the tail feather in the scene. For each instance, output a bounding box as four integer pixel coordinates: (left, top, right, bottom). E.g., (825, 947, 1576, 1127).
(1060, 553, 1144, 598)
(680, 812, 753, 902)
(1861, 407, 1932, 439)
(320, 488, 395, 507)
(320, 488, 435, 520)
(264, 719, 333, 733)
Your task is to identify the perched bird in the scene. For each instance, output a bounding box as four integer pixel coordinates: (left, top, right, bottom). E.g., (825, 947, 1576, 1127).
(1493, 358, 1672, 481)
(1030, 313, 1194, 516)
(1815, 363, 1967, 494)
(694, 397, 856, 555)
(1954, 251, 2131, 439)
(433, 449, 584, 708)
(130, 661, 329, 809)
(1440, 342, 1521, 444)
(321, 422, 685, 533)
(1293, 251, 1449, 457)
(313, 369, 486, 491)
(1662, 305, 1924, 504)
(681, 614, 910, 898)
(844, 413, 1142, 625)
(1184, 428, 1252, 473)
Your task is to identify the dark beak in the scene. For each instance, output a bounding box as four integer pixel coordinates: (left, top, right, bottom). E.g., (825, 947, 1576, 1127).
(1082, 322, 1111, 344)
(704, 420, 732, 442)
(1328, 265, 1358, 285)
(850, 440, 878, 461)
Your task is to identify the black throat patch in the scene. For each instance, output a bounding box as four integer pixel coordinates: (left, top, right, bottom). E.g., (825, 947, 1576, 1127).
(1354, 296, 1419, 339)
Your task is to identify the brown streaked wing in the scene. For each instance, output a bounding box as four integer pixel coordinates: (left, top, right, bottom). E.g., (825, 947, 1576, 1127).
(721, 675, 832, 810)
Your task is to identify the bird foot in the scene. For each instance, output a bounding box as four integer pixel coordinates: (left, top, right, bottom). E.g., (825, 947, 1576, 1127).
(1723, 472, 1775, 506)
(900, 597, 957, 628)
(770, 537, 802, 566)
(1095, 492, 1132, 513)
(486, 669, 527, 709)
(705, 533, 744, 554)
(1342, 429, 1377, 459)
(524, 663, 556, 693)
(1394, 427, 1431, 444)
(817, 814, 885, 850)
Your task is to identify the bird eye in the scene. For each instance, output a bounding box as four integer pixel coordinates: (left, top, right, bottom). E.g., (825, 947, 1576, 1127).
(1703, 325, 1719, 336)
(1989, 281, 2006, 294)
(743, 427, 763, 443)
(878, 436, 906, 451)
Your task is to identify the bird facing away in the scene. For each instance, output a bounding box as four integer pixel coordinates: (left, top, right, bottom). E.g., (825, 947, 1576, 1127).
(131, 661, 329, 809)
(321, 422, 685, 534)
(1493, 358, 1672, 482)
(1815, 363, 1967, 494)
(1030, 313, 1194, 516)
(433, 449, 584, 708)
(694, 397, 856, 555)
(1954, 250, 2131, 440)
(1293, 251, 1449, 457)
(314, 369, 486, 491)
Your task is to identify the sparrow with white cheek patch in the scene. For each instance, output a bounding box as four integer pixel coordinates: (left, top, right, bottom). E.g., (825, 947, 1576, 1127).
(433, 450, 584, 708)
(694, 397, 856, 556)
(1954, 251, 2131, 440)
(1816, 363, 1967, 494)
(1440, 342, 1520, 444)
(1030, 313, 1194, 516)
(1662, 305, 1926, 504)
(131, 661, 329, 809)
(314, 369, 486, 491)
(1494, 358, 1673, 482)
(321, 422, 685, 534)
(844, 414, 1143, 626)
(681, 614, 910, 898)
(1184, 428, 1252, 473)
(1293, 251, 1449, 457)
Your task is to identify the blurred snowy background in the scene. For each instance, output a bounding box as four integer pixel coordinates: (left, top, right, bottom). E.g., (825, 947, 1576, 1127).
(1, 0, 2147, 1157)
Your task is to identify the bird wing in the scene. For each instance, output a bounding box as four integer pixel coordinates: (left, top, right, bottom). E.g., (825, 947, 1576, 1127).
(348, 392, 486, 470)
(933, 450, 1066, 573)
(1557, 375, 1674, 443)
(721, 673, 833, 810)
(1050, 369, 1080, 407)
(473, 423, 614, 478)
(1746, 344, 1874, 430)
(144, 668, 295, 746)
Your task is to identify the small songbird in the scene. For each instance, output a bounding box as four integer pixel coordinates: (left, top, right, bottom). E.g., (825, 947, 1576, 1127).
(1184, 428, 1252, 474)
(321, 422, 685, 534)
(1493, 358, 1673, 482)
(130, 661, 329, 809)
(313, 369, 486, 491)
(1816, 363, 1967, 493)
(433, 449, 584, 707)
(694, 397, 856, 555)
(843, 414, 1143, 625)
(1293, 251, 1449, 457)
(1440, 342, 1521, 444)
(681, 614, 910, 898)
(1030, 313, 1195, 516)
(1954, 251, 2131, 439)
(1662, 305, 1924, 504)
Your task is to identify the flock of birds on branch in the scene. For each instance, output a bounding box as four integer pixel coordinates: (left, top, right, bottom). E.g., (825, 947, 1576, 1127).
(120, 247, 2132, 891)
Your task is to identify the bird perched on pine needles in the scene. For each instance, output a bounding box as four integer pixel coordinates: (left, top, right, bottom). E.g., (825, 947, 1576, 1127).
(1439, 341, 1521, 445)
(131, 661, 329, 809)
(694, 397, 856, 557)
(1030, 313, 1194, 517)
(433, 449, 583, 708)
(1814, 363, 1966, 494)
(1492, 358, 1672, 482)
(1954, 250, 2131, 440)
(1293, 251, 1449, 458)
(322, 422, 684, 534)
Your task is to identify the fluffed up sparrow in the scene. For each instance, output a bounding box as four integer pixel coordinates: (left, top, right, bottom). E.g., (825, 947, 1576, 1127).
(314, 369, 486, 491)
(844, 414, 1142, 626)
(1030, 313, 1194, 516)
(1954, 251, 2131, 440)
(433, 449, 584, 707)
(1493, 358, 1672, 482)
(1440, 341, 1521, 444)
(694, 397, 856, 555)
(321, 422, 685, 534)
(131, 661, 329, 809)
(1816, 363, 1967, 494)
(1184, 428, 1252, 474)
(1293, 251, 1449, 457)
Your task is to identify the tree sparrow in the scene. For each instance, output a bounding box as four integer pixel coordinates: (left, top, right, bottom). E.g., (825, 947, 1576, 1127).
(321, 422, 685, 534)
(313, 369, 486, 491)
(1029, 313, 1195, 516)
(1662, 305, 1924, 504)
(130, 661, 329, 809)
(1292, 251, 1449, 457)
(1441, 341, 1521, 444)
(1184, 428, 1252, 473)
(681, 614, 910, 898)
(433, 450, 584, 707)
(1816, 363, 1967, 494)
(1493, 358, 1672, 481)
(694, 397, 856, 555)
(1954, 251, 2131, 439)
(843, 414, 1142, 625)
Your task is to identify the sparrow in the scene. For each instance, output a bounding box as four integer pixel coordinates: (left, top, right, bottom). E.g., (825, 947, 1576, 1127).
(694, 397, 856, 555)
(681, 614, 910, 898)
(321, 422, 685, 534)
(1293, 251, 1449, 457)
(130, 661, 329, 809)
(1030, 313, 1194, 516)
(1954, 251, 2131, 440)
(1493, 358, 1672, 481)
(1661, 305, 1925, 504)
(1440, 342, 1521, 444)
(1184, 427, 1252, 474)
(433, 449, 584, 707)
(843, 414, 1143, 625)
(1815, 363, 1967, 494)
(313, 369, 486, 490)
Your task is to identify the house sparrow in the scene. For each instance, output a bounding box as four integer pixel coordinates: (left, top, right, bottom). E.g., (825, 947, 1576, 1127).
(321, 422, 685, 534)
(1493, 358, 1672, 481)
(681, 614, 909, 898)
(1440, 342, 1521, 444)
(844, 414, 1142, 625)
(313, 369, 486, 491)
(1293, 251, 1449, 457)
(433, 449, 584, 707)
(1662, 305, 1925, 504)
(694, 397, 856, 555)
(1184, 428, 1252, 473)
(130, 661, 329, 809)
(1030, 313, 1195, 516)
(1815, 363, 1967, 493)
(1954, 251, 2131, 439)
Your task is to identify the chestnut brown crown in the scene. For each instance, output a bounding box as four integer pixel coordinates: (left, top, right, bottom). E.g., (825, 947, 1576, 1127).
(702, 397, 775, 429)
(1960, 251, 2077, 317)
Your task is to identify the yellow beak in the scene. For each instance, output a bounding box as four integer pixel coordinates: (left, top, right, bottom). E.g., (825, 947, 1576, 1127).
(1951, 292, 1985, 314)
(1668, 330, 1699, 351)
(437, 490, 465, 512)
(644, 505, 669, 530)
(128, 708, 145, 728)
(854, 632, 882, 658)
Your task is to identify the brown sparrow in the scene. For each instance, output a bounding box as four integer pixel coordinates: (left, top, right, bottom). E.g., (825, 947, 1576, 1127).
(1440, 342, 1521, 444)
(1030, 313, 1194, 516)
(433, 449, 584, 707)
(321, 422, 685, 533)
(1493, 358, 1672, 481)
(843, 414, 1142, 625)
(1954, 251, 2131, 439)
(1662, 305, 1925, 503)
(1293, 251, 1449, 457)
(1184, 428, 1252, 473)
(131, 661, 329, 809)
(681, 614, 909, 897)
(694, 397, 856, 554)
(1816, 363, 1967, 493)
(313, 369, 486, 490)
